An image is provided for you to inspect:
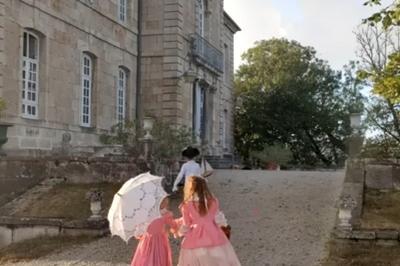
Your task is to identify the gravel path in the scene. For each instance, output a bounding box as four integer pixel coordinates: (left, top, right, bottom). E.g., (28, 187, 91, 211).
(4, 170, 344, 266)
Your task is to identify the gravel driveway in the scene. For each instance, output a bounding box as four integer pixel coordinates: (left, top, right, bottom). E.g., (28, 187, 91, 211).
(5, 170, 344, 266)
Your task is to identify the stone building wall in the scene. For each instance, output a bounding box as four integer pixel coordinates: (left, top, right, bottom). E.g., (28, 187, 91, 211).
(141, 0, 239, 156)
(0, 0, 138, 154)
(220, 12, 239, 154)
(0, 0, 239, 158)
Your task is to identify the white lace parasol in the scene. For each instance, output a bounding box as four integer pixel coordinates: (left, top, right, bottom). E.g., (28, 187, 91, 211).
(107, 172, 168, 242)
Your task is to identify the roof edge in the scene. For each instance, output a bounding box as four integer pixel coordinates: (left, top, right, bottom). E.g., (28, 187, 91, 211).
(223, 11, 241, 33)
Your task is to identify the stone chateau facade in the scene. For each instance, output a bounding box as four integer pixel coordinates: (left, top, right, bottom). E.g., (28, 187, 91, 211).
(0, 0, 239, 157)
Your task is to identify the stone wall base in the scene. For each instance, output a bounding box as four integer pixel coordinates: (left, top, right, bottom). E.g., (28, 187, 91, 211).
(0, 217, 108, 248)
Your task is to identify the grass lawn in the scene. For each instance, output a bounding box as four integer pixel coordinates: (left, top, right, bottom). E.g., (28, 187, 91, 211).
(322, 239, 400, 266)
(9, 182, 122, 221)
(0, 235, 97, 264)
(361, 189, 400, 230)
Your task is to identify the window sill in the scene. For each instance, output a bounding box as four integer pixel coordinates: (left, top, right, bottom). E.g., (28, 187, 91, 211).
(21, 115, 40, 121)
(80, 126, 96, 133)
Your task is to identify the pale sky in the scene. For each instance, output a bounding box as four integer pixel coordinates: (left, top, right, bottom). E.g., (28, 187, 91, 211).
(224, 0, 391, 71)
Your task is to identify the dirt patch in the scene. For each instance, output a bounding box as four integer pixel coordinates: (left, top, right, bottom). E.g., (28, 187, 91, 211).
(361, 189, 400, 230)
(0, 235, 97, 264)
(1, 182, 122, 221)
(322, 239, 400, 266)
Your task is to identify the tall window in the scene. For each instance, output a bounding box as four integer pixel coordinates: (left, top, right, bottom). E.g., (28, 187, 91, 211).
(198, 0, 205, 37)
(22, 31, 39, 119)
(193, 81, 206, 140)
(118, 0, 127, 22)
(81, 54, 92, 127)
(224, 44, 229, 83)
(222, 110, 228, 149)
(117, 68, 127, 123)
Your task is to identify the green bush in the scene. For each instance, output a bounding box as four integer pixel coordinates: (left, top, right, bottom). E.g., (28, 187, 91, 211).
(100, 120, 195, 164)
(250, 144, 293, 167)
(361, 136, 400, 159)
(151, 120, 195, 165)
(99, 120, 140, 156)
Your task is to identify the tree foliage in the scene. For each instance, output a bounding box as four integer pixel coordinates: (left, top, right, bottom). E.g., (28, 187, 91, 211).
(364, 0, 400, 29)
(235, 39, 364, 166)
(361, 134, 400, 159)
(355, 25, 400, 142)
(356, 25, 400, 103)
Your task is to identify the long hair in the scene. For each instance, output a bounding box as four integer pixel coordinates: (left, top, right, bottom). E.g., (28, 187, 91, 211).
(184, 176, 214, 216)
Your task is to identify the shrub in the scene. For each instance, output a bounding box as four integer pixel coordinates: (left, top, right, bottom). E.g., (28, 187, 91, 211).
(361, 136, 400, 159)
(250, 144, 293, 168)
(99, 119, 196, 183)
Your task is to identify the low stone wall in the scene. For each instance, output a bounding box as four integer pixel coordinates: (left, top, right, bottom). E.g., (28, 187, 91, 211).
(0, 156, 149, 206)
(334, 158, 400, 244)
(364, 160, 400, 190)
(334, 228, 400, 246)
(0, 217, 108, 248)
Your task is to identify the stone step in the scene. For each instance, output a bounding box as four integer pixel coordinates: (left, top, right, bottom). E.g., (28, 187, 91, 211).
(203, 155, 239, 169)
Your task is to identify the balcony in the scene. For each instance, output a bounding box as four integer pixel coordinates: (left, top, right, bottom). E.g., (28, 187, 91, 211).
(190, 33, 223, 74)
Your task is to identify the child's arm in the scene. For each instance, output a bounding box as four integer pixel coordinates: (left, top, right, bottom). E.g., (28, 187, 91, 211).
(215, 211, 228, 227)
(177, 204, 192, 236)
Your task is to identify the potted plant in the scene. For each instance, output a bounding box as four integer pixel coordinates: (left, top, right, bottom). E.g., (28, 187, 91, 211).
(86, 189, 104, 220)
(0, 98, 12, 155)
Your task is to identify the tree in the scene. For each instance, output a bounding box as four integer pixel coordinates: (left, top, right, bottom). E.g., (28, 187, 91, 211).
(364, 0, 400, 29)
(235, 39, 364, 166)
(355, 25, 400, 142)
(356, 25, 400, 102)
(372, 51, 400, 102)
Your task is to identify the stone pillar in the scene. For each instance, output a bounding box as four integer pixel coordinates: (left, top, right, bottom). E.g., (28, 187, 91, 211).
(0, 0, 5, 101)
(348, 134, 364, 158)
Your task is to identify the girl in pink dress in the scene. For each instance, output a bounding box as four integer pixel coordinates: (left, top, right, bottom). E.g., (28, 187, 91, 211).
(131, 197, 177, 266)
(177, 175, 241, 266)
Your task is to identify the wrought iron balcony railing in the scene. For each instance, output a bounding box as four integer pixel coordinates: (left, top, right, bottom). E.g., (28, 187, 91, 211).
(190, 33, 223, 74)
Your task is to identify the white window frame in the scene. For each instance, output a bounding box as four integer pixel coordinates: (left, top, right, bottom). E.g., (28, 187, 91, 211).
(21, 31, 39, 119)
(198, 0, 205, 37)
(81, 53, 92, 127)
(116, 67, 127, 124)
(118, 0, 127, 23)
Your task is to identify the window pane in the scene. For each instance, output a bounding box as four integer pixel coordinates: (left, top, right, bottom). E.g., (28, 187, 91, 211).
(23, 32, 28, 57)
(28, 34, 38, 59)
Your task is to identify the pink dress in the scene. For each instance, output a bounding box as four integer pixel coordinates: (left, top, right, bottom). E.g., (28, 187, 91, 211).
(131, 210, 177, 266)
(178, 198, 241, 266)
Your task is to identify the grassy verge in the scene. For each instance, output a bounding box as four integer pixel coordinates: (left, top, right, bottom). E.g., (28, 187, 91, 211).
(361, 189, 400, 229)
(0, 235, 97, 263)
(9, 182, 122, 220)
(322, 239, 400, 266)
